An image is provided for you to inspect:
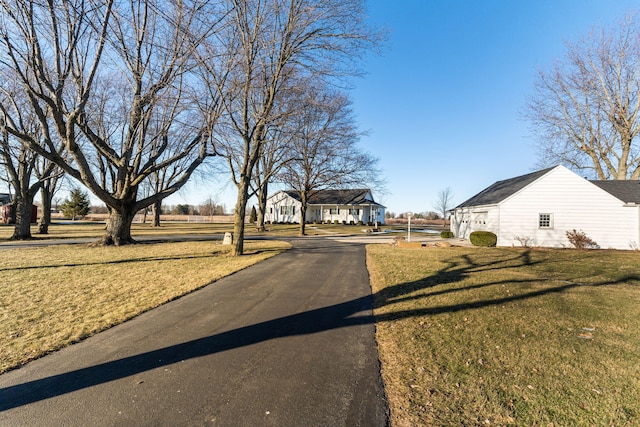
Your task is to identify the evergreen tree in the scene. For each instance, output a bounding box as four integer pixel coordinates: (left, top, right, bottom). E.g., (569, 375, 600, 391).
(249, 206, 257, 223)
(60, 187, 91, 220)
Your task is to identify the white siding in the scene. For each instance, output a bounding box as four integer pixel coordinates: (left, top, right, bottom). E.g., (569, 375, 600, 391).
(264, 191, 386, 225)
(321, 205, 384, 224)
(498, 166, 639, 249)
(322, 207, 349, 223)
(265, 193, 302, 223)
(451, 205, 500, 239)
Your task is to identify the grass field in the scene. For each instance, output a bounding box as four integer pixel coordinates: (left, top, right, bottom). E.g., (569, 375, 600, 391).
(366, 245, 640, 426)
(0, 238, 290, 374)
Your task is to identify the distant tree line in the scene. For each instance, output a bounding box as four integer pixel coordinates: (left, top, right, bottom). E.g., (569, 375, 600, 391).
(164, 201, 227, 217)
(386, 211, 443, 220)
(90, 200, 227, 216)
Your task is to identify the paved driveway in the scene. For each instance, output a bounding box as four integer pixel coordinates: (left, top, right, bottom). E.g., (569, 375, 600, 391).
(0, 237, 389, 426)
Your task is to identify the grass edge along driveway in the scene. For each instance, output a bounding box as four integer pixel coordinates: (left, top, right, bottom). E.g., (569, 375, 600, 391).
(0, 240, 290, 374)
(366, 244, 640, 426)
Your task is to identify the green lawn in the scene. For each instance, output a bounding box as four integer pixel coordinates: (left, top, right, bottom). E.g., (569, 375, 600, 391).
(366, 245, 640, 426)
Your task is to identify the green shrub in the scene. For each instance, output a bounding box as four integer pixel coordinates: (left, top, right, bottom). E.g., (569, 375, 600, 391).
(470, 231, 497, 247)
(441, 231, 454, 239)
(333, 220, 339, 225)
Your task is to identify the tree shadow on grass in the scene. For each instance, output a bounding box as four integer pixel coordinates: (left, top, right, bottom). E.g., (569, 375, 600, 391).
(0, 253, 223, 272)
(1, 246, 638, 411)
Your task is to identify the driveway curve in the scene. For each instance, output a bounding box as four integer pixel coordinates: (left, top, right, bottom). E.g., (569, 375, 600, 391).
(0, 237, 389, 426)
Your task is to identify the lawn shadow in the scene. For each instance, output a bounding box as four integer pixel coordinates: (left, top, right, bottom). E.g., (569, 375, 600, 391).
(0, 252, 223, 272)
(371, 248, 639, 321)
(1, 245, 638, 411)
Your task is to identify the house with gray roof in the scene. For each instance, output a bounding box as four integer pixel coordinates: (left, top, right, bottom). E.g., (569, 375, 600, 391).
(264, 189, 385, 225)
(450, 165, 640, 250)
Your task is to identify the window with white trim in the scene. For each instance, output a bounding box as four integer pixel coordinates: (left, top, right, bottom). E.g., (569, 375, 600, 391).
(348, 208, 360, 215)
(539, 213, 553, 228)
(280, 205, 295, 215)
(329, 208, 339, 214)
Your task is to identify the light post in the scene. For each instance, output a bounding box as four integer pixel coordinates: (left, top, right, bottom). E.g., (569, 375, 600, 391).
(407, 212, 412, 242)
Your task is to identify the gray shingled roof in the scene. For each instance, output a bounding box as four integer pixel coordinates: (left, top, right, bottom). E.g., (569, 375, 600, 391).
(455, 167, 640, 208)
(590, 180, 640, 204)
(455, 168, 554, 208)
(284, 189, 383, 206)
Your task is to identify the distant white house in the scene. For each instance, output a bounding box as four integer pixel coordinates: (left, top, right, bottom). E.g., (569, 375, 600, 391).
(264, 189, 386, 225)
(450, 165, 640, 250)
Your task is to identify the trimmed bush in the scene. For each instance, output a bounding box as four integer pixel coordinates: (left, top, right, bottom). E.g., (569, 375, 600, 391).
(333, 220, 339, 224)
(440, 231, 454, 239)
(470, 231, 497, 247)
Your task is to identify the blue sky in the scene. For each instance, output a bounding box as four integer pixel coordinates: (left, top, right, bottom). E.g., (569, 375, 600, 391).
(347, 0, 639, 214)
(169, 1, 639, 213)
(6, 1, 637, 214)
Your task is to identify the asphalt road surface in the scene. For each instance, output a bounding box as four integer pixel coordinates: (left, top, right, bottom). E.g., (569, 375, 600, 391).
(0, 237, 389, 426)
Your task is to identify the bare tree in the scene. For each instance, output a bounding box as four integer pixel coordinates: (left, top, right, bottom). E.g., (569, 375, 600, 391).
(35, 158, 65, 234)
(0, 0, 222, 245)
(434, 187, 454, 226)
(279, 87, 382, 236)
(202, 0, 381, 255)
(525, 13, 640, 179)
(0, 85, 62, 239)
(250, 124, 295, 232)
(199, 196, 225, 216)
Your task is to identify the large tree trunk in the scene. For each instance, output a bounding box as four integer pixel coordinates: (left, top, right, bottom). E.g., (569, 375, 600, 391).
(298, 191, 308, 236)
(11, 196, 33, 240)
(152, 200, 162, 227)
(100, 205, 137, 245)
(256, 184, 268, 232)
(299, 204, 307, 236)
(38, 185, 52, 234)
(232, 177, 250, 256)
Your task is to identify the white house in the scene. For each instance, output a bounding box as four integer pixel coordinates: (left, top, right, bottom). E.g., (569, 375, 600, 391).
(264, 189, 386, 225)
(450, 165, 640, 250)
